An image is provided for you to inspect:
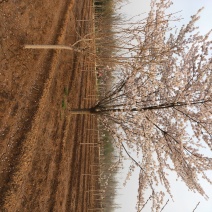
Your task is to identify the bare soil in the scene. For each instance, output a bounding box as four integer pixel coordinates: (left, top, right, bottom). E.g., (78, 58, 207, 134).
(0, 0, 101, 211)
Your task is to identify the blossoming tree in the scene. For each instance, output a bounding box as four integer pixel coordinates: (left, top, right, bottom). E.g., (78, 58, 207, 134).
(72, 0, 212, 210)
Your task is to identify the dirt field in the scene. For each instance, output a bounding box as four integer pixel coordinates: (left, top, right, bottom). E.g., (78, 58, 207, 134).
(0, 0, 102, 211)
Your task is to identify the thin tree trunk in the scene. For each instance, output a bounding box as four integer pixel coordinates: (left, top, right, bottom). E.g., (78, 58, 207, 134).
(70, 108, 93, 115)
(69, 99, 210, 115)
(95, 99, 211, 113)
(24, 45, 82, 52)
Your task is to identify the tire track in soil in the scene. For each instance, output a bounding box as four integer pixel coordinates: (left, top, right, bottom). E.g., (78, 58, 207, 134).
(0, 0, 75, 208)
(73, 118, 86, 212)
(48, 119, 67, 212)
(65, 76, 85, 211)
(72, 73, 88, 212)
(65, 116, 81, 212)
(81, 125, 91, 212)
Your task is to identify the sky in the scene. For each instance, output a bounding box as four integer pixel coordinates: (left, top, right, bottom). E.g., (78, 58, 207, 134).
(113, 0, 212, 211)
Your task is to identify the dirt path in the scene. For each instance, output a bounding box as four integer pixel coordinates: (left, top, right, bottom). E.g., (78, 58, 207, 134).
(0, 0, 101, 211)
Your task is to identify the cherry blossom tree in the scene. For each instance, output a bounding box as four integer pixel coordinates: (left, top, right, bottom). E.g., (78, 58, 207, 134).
(71, 0, 212, 211)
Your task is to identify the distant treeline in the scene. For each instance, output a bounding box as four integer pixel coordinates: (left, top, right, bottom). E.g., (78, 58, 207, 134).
(99, 127, 121, 212)
(94, 0, 114, 14)
(94, 0, 122, 211)
(94, 0, 121, 67)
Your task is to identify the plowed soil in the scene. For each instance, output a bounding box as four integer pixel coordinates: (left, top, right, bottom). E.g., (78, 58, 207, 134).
(0, 0, 101, 211)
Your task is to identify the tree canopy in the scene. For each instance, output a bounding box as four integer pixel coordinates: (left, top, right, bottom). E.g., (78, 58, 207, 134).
(73, 0, 212, 210)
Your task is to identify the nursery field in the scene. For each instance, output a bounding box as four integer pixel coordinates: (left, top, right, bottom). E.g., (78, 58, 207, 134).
(0, 0, 102, 211)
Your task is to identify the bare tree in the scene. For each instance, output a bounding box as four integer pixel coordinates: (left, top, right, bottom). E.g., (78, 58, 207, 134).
(71, 0, 212, 211)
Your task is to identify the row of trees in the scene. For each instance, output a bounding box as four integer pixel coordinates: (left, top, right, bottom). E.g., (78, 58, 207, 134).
(73, 0, 212, 211)
(94, 2, 122, 211)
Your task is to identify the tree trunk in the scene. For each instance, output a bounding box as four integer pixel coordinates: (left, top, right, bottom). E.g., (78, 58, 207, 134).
(94, 99, 211, 113)
(70, 108, 94, 115)
(70, 99, 210, 114)
(24, 45, 82, 52)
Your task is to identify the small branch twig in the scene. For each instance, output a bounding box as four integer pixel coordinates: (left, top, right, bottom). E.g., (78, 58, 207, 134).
(160, 199, 169, 212)
(192, 202, 200, 212)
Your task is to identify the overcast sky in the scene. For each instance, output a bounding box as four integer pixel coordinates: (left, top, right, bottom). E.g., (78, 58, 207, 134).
(114, 0, 212, 211)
